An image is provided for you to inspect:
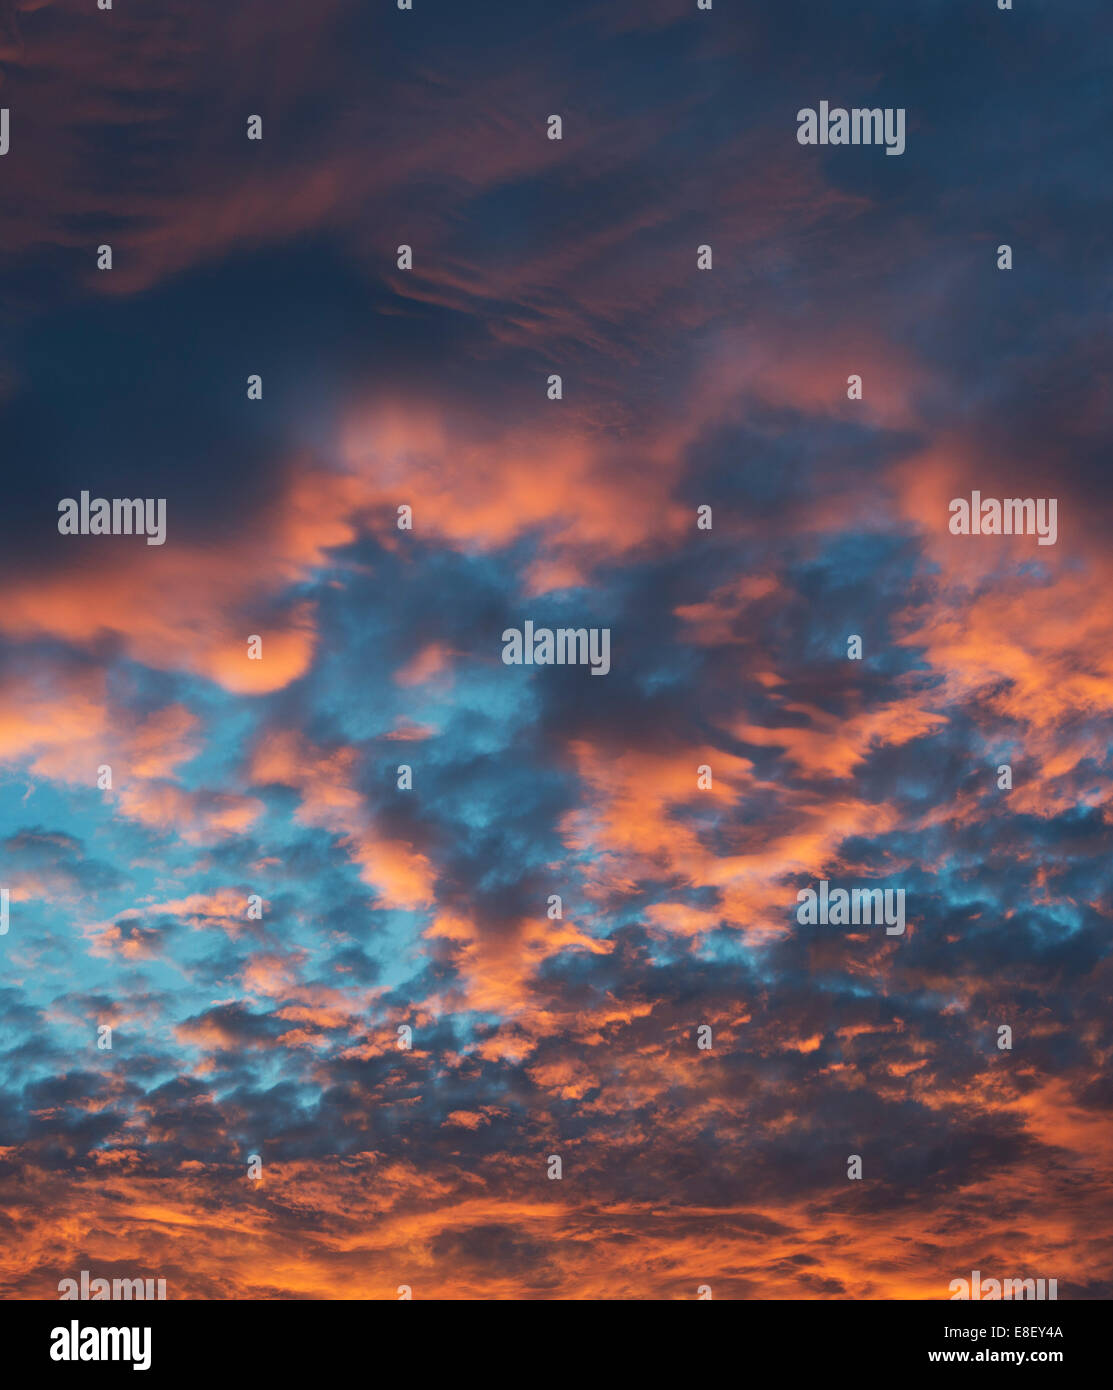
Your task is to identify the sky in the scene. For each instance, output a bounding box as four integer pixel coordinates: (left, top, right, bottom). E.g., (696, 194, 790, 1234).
(0, 0, 1111, 1300)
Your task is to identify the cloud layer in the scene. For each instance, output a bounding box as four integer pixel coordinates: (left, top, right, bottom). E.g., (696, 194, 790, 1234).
(0, 0, 1110, 1300)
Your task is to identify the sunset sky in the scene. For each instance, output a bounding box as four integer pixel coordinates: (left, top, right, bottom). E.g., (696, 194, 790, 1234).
(1, 0, 1111, 1299)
